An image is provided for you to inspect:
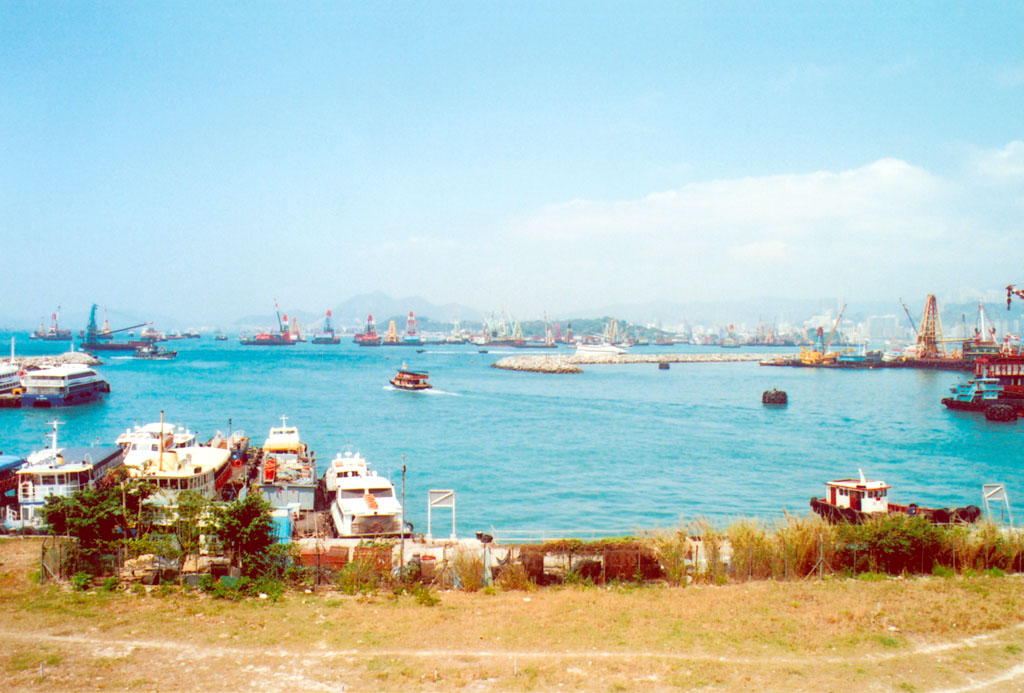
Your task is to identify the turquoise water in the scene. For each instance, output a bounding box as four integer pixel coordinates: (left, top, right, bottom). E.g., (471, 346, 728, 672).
(2, 335, 1021, 537)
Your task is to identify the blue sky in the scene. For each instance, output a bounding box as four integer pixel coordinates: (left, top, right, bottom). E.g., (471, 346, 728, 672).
(2, 2, 1023, 324)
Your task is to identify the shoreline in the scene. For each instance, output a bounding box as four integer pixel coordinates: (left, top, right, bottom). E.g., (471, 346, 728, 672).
(492, 352, 787, 373)
(12, 351, 103, 369)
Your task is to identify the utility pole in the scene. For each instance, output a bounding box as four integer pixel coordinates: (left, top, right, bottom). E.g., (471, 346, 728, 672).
(400, 454, 406, 571)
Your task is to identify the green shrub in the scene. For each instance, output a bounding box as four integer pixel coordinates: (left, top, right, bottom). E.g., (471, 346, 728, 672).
(337, 561, 380, 595)
(102, 576, 119, 591)
(837, 515, 942, 575)
(71, 571, 92, 591)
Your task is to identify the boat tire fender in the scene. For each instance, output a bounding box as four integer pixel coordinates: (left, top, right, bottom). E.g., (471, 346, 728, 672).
(907, 503, 917, 516)
(369, 521, 384, 534)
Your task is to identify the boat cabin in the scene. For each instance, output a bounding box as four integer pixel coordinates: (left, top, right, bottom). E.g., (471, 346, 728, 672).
(824, 472, 890, 514)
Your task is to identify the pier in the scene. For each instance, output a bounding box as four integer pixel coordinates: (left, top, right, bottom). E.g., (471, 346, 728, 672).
(492, 352, 780, 373)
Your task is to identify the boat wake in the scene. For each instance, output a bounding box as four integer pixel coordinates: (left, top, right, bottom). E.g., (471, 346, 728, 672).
(382, 385, 460, 396)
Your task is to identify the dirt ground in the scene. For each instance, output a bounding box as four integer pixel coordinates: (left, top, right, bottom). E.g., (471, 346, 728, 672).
(2, 537, 1024, 691)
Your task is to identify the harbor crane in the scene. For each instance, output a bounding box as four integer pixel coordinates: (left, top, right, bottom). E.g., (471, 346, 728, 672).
(1007, 284, 1024, 310)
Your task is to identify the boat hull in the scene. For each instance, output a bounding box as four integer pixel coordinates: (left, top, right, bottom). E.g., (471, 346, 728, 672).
(810, 497, 981, 524)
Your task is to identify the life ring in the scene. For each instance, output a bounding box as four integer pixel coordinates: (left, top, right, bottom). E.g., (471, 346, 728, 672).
(368, 521, 384, 534)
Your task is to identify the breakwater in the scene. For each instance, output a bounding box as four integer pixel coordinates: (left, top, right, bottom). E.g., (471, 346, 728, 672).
(492, 352, 783, 373)
(14, 351, 102, 369)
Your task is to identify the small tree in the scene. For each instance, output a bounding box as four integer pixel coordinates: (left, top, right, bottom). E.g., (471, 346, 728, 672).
(212, 493, 276, 576)
(41, 470, 152, 575)
(174, 490, 210, 572)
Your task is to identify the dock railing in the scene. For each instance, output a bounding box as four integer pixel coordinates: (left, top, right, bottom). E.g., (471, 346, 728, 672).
(488, 528, 640, 544)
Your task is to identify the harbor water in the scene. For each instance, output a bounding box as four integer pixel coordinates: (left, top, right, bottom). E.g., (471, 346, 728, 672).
(2, 335, 1021, 537)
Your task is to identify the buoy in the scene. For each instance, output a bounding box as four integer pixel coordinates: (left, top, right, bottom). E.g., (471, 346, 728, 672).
(762, 389, 788, 405)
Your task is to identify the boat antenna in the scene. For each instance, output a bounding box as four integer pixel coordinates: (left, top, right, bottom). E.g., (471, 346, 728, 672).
(858, 468, 866, 484)
(400, 453, 406, 572)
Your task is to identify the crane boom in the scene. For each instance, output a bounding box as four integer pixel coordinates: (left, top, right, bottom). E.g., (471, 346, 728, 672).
(824, 304, 846, 353)
(899, 298, 918, 335)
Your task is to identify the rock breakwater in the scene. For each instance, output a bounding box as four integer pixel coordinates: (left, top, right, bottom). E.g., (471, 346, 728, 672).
(493, 352, 788, 373)
(14, 351, 103, 370)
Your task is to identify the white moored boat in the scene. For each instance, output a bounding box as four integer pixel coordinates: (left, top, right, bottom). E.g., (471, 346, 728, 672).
(117, 421, 197, 468)
(125, 446, 233, 509)
(19, 364, 110, 407)
(258, 416, 317, 510)
(328, 452, 403, 537)
(4, 422, 124, 530)
(575, 342, 628, 356)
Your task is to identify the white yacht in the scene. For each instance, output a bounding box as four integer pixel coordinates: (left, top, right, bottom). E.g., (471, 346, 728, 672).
(323, 449, 369, 494)
(329, 453, 403, 537)
(4, 422, 124, 529)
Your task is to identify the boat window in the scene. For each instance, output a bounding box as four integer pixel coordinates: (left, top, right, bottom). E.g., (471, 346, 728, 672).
(56, 474, 65, 485)
(340, 489, 366, 499)
(369, 488, 394, 498)
(41, 475, 55, 485)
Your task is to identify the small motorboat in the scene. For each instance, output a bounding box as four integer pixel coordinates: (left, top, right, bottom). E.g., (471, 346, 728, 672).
(810, 469, 981, 524)
(390, 364, 432, 391)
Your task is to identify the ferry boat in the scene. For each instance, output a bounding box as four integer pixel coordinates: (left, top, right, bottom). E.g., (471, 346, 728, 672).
(4, 422, 124, 530)
(0, 362, 23, 396)
(19, 364, 110, 408)
(354, 314, 382, 346)
(117, 421, 197, 468)
(941, 377, 1004, 411)
(257, 417, 317, 510)
(810, 470, 981, 524)
(328, 454, 403, 537)
(390, 364, 432, 390)
(30, 309, 72, 341)
(133, 344, 177, 360)
(124, 446, 233, 509)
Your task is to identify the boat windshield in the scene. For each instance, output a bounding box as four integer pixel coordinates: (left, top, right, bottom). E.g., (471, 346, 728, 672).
(340, 487, 394, 499)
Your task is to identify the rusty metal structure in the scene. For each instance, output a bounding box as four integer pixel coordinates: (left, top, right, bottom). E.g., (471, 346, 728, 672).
(915, 294, 946, 358)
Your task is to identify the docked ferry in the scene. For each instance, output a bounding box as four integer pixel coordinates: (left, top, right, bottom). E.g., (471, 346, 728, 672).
(4, 423, 124, 530)
(19, 365, 110, 408)
(124, 446, 233, 509)
(117, 421, 197, 468)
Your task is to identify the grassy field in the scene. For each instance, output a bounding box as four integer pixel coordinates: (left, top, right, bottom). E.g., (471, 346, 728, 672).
(2, 537, 1024, 691)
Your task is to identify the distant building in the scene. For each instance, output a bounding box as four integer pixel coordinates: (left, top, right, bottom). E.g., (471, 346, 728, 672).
(866, 315, 898, 341)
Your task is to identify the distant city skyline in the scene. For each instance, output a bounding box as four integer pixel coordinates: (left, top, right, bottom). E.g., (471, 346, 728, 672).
(3, 4, 1022, 324)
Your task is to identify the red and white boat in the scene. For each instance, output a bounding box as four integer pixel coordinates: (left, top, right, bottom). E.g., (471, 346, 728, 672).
(390, 364, 432, 391)
(810, 470, 981, 524)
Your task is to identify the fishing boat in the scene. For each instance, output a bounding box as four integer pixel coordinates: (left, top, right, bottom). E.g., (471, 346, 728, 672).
(19, 364, 110, 408)
(328, 453, 403, 537)
(390, 364, 432, 390)
(810, 470, 981, 524)
(30, 309, 71, 341)
(354, 314, 382, 346)
(257, 416, 317, 510)
(133, 344, 177, 360)
(4, 422, 124, 530)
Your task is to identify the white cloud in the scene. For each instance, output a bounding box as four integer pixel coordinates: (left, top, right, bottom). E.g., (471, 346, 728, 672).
(498, 150, 1024, 308)
(972, 140, 1024, 179)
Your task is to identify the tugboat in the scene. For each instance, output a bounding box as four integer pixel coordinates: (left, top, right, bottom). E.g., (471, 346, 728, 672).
(133, 344, 177, 360)
(390, 364, 432, 391)
(810, 470, 981, 524)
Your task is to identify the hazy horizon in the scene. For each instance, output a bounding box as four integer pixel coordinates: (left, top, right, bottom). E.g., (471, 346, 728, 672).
(4, 4, 1022, 324)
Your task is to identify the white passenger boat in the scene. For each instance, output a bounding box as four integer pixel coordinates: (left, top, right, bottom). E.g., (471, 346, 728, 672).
(258, 416, 317, 510)
(117, 421, 197, 468)
(575, 342, 628, 356)
(329, 453, 403, 537)
(0, 362, 22, 396)
(19, 364, 110, 407)
(124, 446, 233, 508)
(4, 422, 124, 529)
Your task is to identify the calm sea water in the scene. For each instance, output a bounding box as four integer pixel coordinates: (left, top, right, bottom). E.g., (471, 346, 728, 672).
(2, 334, 1021, 537)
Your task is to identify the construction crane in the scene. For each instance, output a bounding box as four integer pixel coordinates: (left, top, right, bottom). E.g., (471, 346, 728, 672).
(1007, 285, 1024, 310)
(898, 298, 919, 336)
(84, 304, 150, 342)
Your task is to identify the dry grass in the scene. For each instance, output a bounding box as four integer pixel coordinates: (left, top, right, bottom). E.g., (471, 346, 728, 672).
(3, 536, 1024, 690)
